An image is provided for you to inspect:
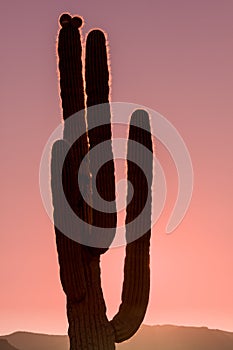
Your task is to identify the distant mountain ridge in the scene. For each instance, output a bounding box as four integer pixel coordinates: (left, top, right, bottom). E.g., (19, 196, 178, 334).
(1, 325, 233, 350)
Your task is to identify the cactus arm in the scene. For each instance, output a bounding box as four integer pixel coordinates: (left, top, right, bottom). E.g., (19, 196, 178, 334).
(111, 110, 153, 342)
(85, 30, 109, 106)
(85, 30, 117, 254)
(51, 139, 87, 303)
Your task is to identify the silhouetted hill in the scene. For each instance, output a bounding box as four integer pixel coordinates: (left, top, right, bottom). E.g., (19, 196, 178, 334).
(1, 325, 233, 350)
(117, 325, 233, 350)
(0, 332, 68, 350)
(0, 339, 19, 350)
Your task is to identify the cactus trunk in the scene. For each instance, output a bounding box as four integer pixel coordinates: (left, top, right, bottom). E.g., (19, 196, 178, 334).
(53, 14, 116, 349)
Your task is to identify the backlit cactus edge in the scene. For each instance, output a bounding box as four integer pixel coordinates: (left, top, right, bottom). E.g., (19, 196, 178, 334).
(51, 13, 153, 350)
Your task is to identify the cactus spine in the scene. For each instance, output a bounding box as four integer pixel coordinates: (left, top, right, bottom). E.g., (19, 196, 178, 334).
(51, 13, 153, 350)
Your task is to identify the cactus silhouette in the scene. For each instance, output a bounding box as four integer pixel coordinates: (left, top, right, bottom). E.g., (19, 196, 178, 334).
(51, 13, 153, 350)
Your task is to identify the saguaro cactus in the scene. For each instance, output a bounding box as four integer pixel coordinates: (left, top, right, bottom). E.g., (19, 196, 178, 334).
(51, 13, 153, 350)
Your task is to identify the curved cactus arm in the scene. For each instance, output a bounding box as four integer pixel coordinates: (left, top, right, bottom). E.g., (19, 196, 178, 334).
(111, 109, 153, 343)
(52, 14, 116, 350)
(85, 30, 117, 254)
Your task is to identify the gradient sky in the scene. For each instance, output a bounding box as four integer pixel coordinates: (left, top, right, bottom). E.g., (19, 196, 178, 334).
(1, 0, 233, 335)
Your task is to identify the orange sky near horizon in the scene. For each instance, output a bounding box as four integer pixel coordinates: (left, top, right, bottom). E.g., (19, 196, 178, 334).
(1, 0, 233, 336)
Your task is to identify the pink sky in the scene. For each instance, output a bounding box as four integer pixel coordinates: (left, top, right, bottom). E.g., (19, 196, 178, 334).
(1, 0, 233, 335)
